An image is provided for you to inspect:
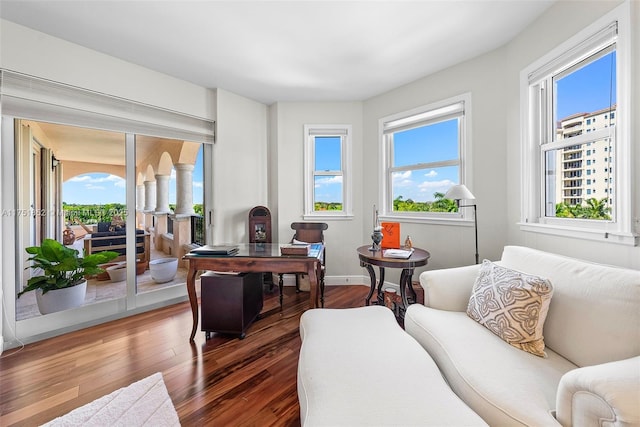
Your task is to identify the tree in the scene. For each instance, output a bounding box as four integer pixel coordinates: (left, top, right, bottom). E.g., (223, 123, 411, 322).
(555, 198, 611, 220)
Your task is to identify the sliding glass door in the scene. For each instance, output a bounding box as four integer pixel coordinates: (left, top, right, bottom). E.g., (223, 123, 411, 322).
(10, 119, 206, 336)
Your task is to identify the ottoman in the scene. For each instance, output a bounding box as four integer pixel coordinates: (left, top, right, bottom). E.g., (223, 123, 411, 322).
(297, 306, 487, 426)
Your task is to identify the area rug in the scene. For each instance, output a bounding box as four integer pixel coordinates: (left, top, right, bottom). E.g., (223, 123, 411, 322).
(42, 372, 180, 426)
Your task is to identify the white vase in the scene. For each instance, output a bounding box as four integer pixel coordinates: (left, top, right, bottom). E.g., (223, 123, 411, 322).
(149, 258, 178, 283)
(35, 279, 87, 315)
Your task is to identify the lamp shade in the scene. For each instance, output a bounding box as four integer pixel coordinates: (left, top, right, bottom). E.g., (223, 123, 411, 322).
(445, 184, 475, 201)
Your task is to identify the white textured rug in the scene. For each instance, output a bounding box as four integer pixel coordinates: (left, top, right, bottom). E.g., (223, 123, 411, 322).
(42, 373, 180, 426)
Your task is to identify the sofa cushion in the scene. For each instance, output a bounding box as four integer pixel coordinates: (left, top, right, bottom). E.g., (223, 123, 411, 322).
(467, 260, 553, 357)
(499, 246, 640, 367)
(97, 221, 112, 232)
(405, 304, 577, 426)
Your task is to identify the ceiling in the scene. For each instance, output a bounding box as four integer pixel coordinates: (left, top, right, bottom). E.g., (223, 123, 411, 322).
(0, 1, 554, 105)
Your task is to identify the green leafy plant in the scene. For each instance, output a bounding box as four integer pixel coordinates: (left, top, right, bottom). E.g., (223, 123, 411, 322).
(555, 198, 611, 220)
(18, 238, 119, 297)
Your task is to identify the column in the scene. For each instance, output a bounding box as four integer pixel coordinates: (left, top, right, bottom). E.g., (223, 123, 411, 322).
(136, 184, 145, 228)
(174, 163, 195, 215)
(136, 184, 145, 211)
(143, 180, 156, 212)
(155, 174, 171, 213)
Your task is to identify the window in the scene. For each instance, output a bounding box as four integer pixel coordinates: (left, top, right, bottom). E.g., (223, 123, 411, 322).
(379, 93, 471, 221)
(303, 124, 352, 218)
(520, 4, 636, 245)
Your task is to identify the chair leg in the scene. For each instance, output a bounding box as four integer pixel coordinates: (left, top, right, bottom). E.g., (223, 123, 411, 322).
(295, 274, 301, 293)
(320, 273, 325, 308)
(278, 274, 284, 309)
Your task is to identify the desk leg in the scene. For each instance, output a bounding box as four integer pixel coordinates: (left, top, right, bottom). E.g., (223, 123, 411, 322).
(362, 262, 376, 305)
(317, 261, 325, 308)
(308, 263, 319, 309)
(187, 266, 199, 342)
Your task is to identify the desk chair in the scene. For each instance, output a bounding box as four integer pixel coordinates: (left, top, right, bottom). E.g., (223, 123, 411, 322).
(278, 222, 328, 307)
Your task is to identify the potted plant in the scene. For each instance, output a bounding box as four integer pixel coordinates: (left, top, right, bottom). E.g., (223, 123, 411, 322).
(18, 238, 119, 314)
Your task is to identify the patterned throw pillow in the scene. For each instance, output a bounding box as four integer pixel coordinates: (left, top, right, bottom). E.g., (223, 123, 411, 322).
(467, 260, 553, 357)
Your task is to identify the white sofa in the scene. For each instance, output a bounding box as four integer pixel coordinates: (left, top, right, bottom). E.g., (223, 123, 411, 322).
(405, 245, 640, 426)
(297, 306, 488, 426)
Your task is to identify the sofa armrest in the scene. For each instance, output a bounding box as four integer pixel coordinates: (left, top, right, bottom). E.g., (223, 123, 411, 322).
(556, 356, 640, 427)
(418, 264, 482, 311)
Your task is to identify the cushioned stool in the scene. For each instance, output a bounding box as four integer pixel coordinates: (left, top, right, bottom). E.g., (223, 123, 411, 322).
(297, 306, 487, 426)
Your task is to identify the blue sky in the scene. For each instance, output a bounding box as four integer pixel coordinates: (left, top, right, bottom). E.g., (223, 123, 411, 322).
(555, 51, 616, 121)
(64, 146, 204, 205)
(313, 136, 343, 204)
(390, 119, 459, 203)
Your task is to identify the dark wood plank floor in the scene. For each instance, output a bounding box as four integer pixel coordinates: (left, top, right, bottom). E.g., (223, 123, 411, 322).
(1, 284, 407, 426)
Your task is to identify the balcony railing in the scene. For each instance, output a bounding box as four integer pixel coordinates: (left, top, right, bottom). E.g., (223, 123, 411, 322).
(191, 215, 205, 246)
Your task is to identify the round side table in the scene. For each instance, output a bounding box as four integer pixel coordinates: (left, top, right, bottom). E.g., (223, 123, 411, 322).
(357, 245, 430, 320)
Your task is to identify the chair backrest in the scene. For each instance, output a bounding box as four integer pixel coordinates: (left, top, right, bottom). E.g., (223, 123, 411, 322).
(291, 222, 327, 244)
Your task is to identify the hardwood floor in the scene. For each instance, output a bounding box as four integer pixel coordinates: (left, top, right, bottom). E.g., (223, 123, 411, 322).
(0, 284, 389, 426)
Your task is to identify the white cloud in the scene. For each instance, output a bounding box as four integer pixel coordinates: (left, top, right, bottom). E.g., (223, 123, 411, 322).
(424, 170, 438, 177)
(314, 176, 342, 188)
(86, 184, 106, 191)
(392, 170, 414, 188)
(193, 181, 203, 188)
(393, 170, 412, 180)
(418, 179, 455, 190)
(71, 174, 124, 184)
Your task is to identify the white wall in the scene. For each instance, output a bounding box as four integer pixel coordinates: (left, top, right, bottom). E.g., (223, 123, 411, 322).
(362, 48, 510, 274)
(0, 20, 215, 119)
(504, 0, 640, 269)
(269, 102, 365, 282)
(213, 88, 269, 243)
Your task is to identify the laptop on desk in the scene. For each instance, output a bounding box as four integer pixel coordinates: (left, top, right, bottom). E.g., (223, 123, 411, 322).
(190, 245, 239, 256)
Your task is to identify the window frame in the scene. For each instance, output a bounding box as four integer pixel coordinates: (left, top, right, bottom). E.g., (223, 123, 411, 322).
(519, 3, 636, 246)
(378, 93, 473, 224)
(303, 124, 353, 220)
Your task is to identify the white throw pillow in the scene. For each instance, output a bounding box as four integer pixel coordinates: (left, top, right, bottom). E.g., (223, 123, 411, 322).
(467, 260, 553, 357)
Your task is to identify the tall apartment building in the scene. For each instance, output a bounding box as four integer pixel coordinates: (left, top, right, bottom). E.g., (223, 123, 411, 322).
(550, 105, 616, 215)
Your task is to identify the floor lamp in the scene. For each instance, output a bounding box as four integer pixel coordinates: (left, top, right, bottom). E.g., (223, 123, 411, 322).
(445, 184, 479, 264)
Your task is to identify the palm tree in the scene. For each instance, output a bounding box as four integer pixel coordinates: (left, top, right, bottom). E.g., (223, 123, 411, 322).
(584, 198, 611, 220)
(433, 192, 459, 212)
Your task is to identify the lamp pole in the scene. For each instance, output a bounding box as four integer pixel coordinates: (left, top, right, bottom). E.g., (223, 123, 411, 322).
(458, 203, 479, 264)
(445, 184, 479, 265)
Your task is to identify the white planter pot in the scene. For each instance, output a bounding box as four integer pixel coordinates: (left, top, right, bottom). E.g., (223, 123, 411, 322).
(35, 280, 87, 315)
(149, 258, 178, 283)
(106, 262, 127, 282)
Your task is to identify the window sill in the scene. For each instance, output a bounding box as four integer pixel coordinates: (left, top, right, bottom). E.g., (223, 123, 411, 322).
(379, 214, 474, 226)
(518, 222, 638, 246)
(303, 213, 354, 221)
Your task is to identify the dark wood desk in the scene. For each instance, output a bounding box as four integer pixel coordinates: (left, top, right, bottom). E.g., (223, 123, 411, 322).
(184, 243, 324, 342)
(357, 245, 430, 319)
